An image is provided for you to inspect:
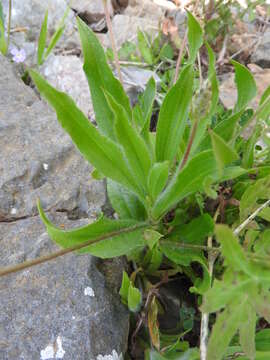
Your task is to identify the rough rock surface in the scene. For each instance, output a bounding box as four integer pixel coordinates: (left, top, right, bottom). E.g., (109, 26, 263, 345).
(251, 28, 270, 68)
(41, 54, 94, 119)
(0, 55, 105, 221)
(0, 214, 129, 360)
(2, 0, 79, 62)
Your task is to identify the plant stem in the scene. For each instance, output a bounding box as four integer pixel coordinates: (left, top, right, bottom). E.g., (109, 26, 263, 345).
(0, 222, 148, 277)
(200, 208, 219, 360)
(7, 0, 12, 51)
(233, 199, 270, 236)
(179, 119, 198, 170)
(173, 29, 188, 85)
(103, 0, 123, 86)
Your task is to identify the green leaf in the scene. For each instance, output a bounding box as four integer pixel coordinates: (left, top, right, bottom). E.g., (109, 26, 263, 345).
(147, 162, 169, 202)
(202, 272, 252, 313)
(252, 290, 270, 323)
(256, 329, 270, 351)
(144, 229, 163, 250)
(215, 225, 251, 274)
(239, 303, 256, 360)
(128, 283, 142, 312)
(205, 42, 219, 118)
(77, 17, 131, 139)
(38, 201, 147, 258)
(231, 60, 257, 112)
(258, 208, 270, 222)
(107, 180, 147, 221)
(160, 242, 210, 294)
(152, 150, 218, 220)
(172, 214, 214, 244)
(155, 64, 194, 162)
(44, 25, 65, 59)
(104, 91, 152, 190)
(207, 297, 248, 360)
(144, 246, 163, 272)
(0, 1, 7, 55)
(30, 70, 141, 196)
(141, 77, 156, 140)
(119, 271, 130, 303)
(240, 175, 270, 221)
(260, 85, 270, 106)
(209, 129, 238, 174)
(37, 10, 48, 65)
(242, 124, 261, 169)
(137, 30, 153, 65)
(44, 7, 69, 61)
(187, 11, 203, 63)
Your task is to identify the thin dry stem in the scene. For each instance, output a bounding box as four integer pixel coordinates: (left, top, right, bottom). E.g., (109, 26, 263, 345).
(103, 0, 123, 85)
(200, 208, 219, 360)
(173, 29, 188, 85)
(0, 222, 148, 277)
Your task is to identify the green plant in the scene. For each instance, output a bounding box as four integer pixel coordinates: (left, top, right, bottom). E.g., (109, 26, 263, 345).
(2, 10, 270, 360)
(0, 0, 7, 54)
(37, 7, 69, 66)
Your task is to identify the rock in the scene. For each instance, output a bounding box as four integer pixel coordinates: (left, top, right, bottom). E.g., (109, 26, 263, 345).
(121, 66, 161, 105)
(69, 0, 113, 25)
(124, 0, 164, 22)
(0, 214, 129, 359)
(103, 14, 159, 49)
(41, 55, 94, 119)
(219, 65, 270, 110)
(2, 0, 80, 56)
(0, 55, 105, 221)
(251, 28, 270, 68)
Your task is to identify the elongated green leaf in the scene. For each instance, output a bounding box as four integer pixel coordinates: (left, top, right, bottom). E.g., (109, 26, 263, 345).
(210, 129, 238, 173)
(37, 10, 48, 65)
(38, 201, 147, 257)
(0, 1, 7, 55)
(155, 64, 194, 162)
(240, 175, 270, 221)
(232, 60, 257, 112)
(205, 42, 219, 118)
(202, 272, 252, 313)
(187, 11, 203, 63)
(171, 214, 214, 244)
(152, 150, 218, 220)
(207, 297, 248, 360)
(215, 225, 251, 274)
(260, 85, 270, 106)
(77, 17, 131, 139)
(105, 91, 152, 190)
(44, 25, 64, 59)
(144, 229, 163, 250)
(256, 329, 270, 351)
(119, 271, 130, 304)
(252, 290, 270, 323)
(44, 7, 69, 61)
(239, 303, 256, 360)
(141, 77, 156, 141)
(137, 30, 153, 65)
(30, 70, 141, 196)
(147, 162, 169, 202)
(160, 242, 210, 294)
(128, 284, 142, 312)
(242, 124, 261, 169)
(107, 180, 147, 221)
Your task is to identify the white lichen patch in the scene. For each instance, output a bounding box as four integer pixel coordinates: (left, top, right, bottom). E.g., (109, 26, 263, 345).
(96, 350, 123, 360)
(10, 207, 17, 215)
(43, 163, 49, 170)
(84, 286, 95, 297)
(40, 336, 65, 359)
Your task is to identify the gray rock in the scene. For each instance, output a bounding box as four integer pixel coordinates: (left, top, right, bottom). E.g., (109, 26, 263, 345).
(251, 28, 270, 68)
(0, 214, 129, 359)
(0, 55, 105, 221)
(102, 14, 159, 49)
(2, 0, 80, 55)
(121, 66, 161, 105)
(41, 55, 94, 119)
(68, 0, 113, 27)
